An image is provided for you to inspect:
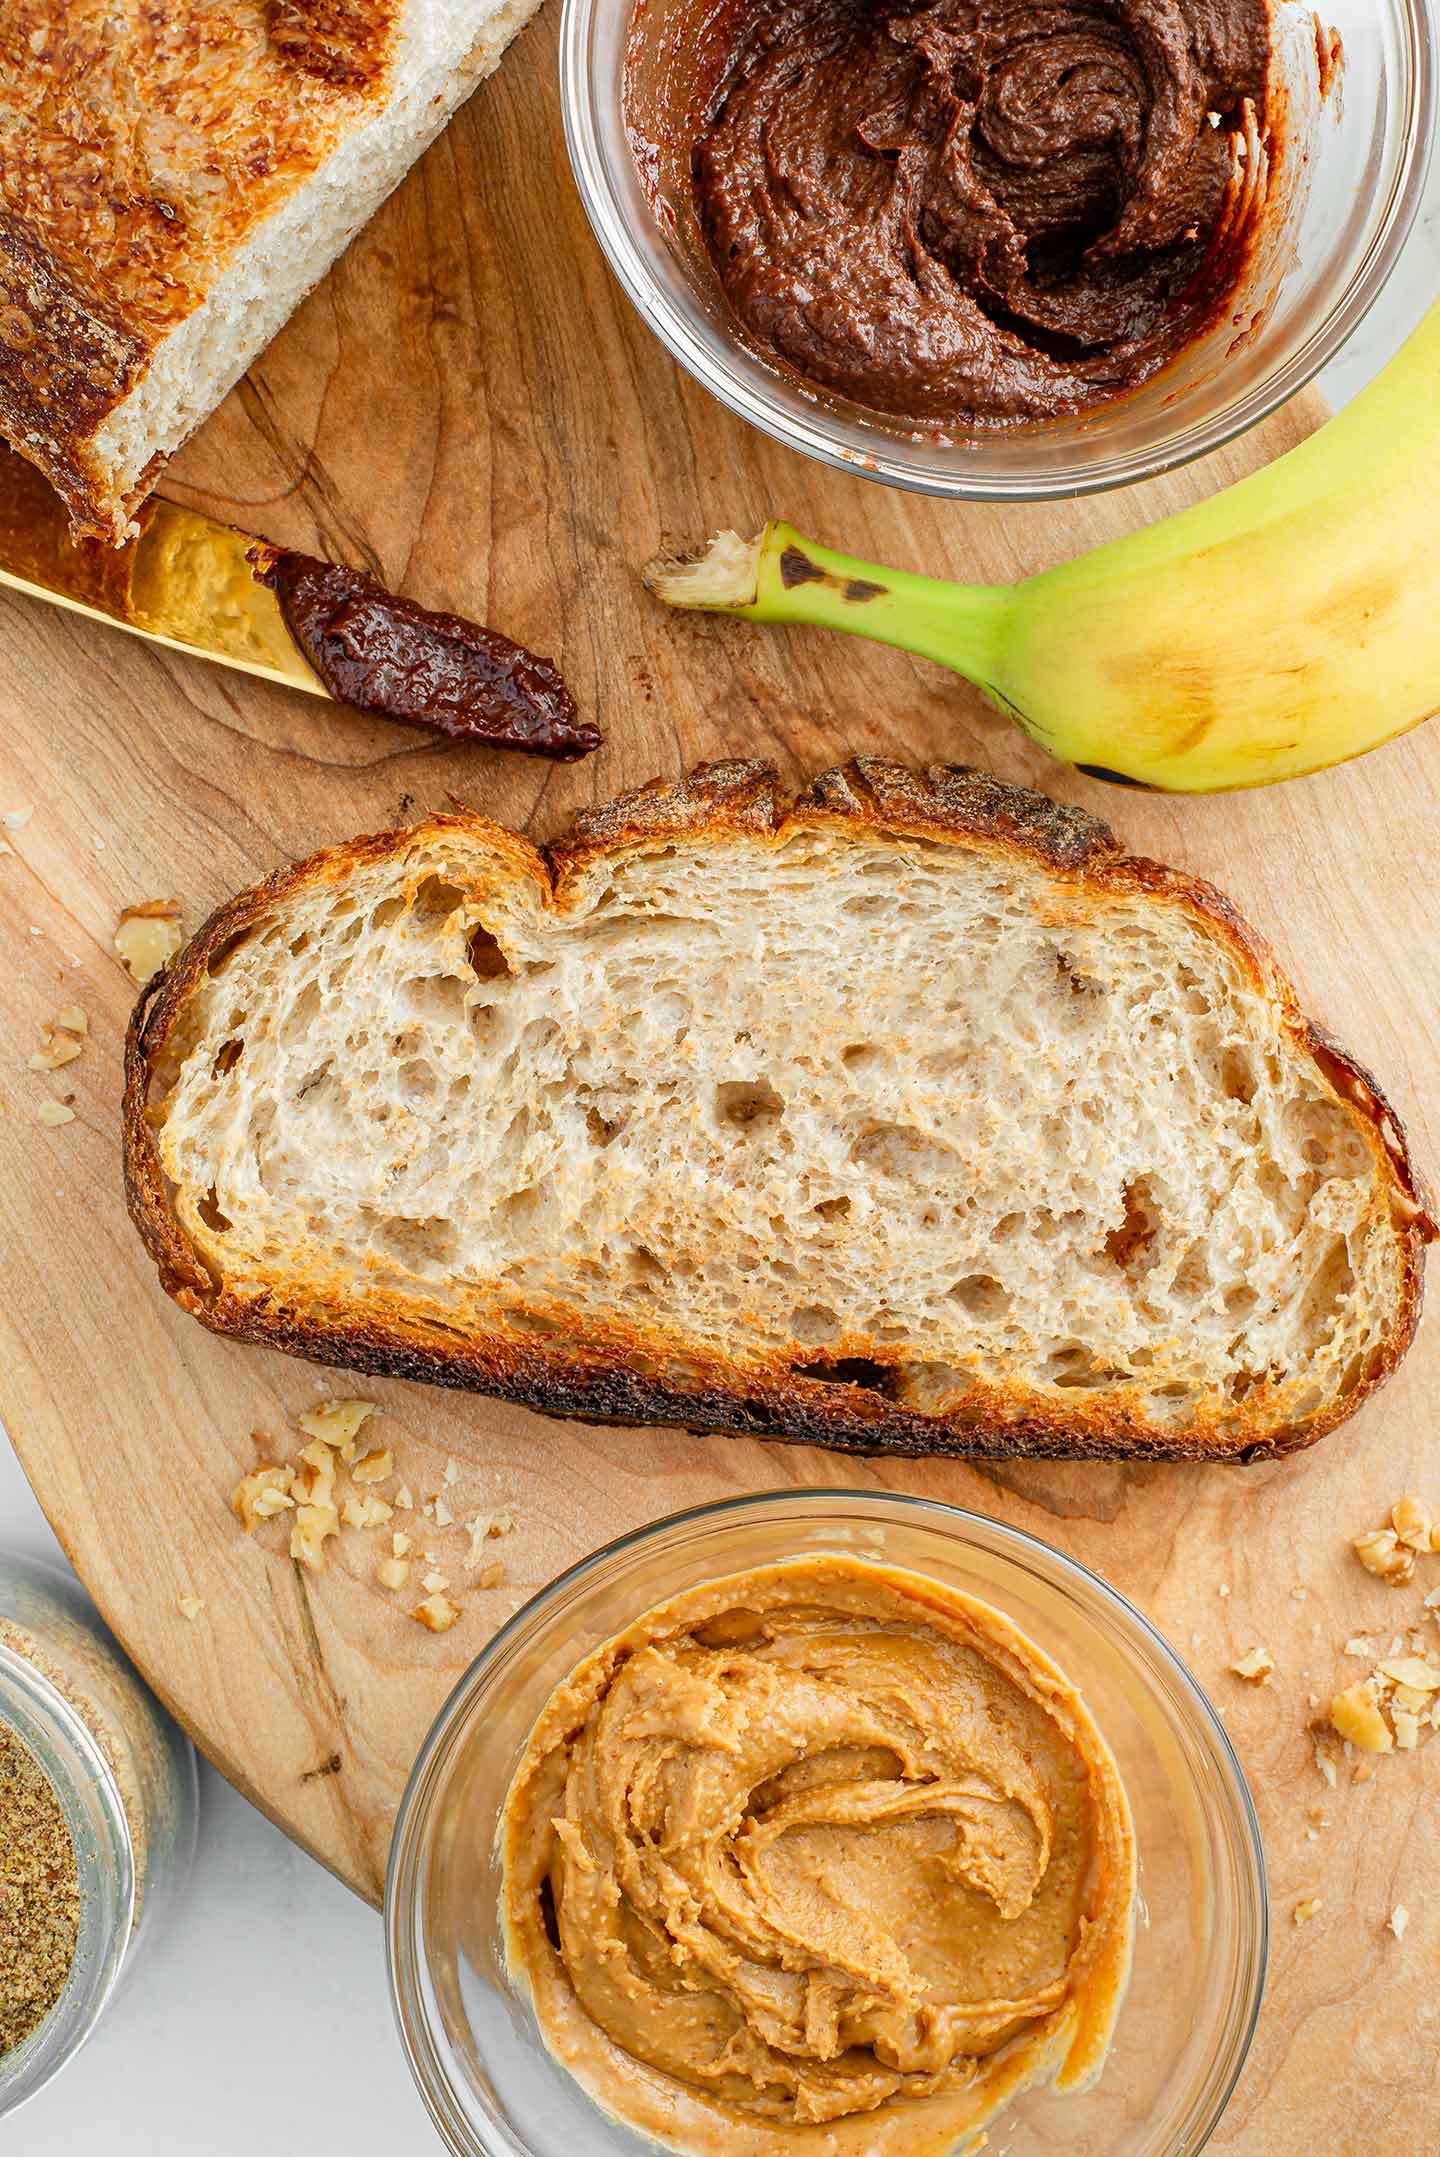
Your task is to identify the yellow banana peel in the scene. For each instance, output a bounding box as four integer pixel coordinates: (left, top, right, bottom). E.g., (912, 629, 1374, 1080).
(644, 302, 1440, 792)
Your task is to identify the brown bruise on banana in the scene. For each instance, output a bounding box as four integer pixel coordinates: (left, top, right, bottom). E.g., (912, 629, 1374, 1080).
(502, 1557, 1135, 2156)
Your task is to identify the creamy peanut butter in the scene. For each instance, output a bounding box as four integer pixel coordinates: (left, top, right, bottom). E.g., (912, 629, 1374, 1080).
(502, 1556, 1134, 2155)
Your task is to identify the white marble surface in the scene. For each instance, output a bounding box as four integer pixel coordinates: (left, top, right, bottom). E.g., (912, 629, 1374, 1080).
(2, 131, 1438, 2157)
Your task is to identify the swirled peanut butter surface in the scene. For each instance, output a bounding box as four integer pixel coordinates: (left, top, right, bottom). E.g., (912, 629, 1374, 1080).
(502, 1558, 1134, 2155)
(652, 0, 1274, 423)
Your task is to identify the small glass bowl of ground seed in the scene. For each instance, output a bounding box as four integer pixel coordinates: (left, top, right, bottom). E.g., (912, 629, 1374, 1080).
(0, 1551, 197, 2119)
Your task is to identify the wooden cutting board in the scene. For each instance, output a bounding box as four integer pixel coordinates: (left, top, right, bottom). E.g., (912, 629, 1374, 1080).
(1, 16, 1435, 2148)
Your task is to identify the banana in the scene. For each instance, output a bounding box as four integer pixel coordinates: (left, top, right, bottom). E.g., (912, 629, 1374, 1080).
(644, 301, 1440, 793)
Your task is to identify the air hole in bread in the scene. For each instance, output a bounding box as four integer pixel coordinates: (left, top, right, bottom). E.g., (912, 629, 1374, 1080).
(206, 925, 254, 976)
(716, 1079, 784, 1132)
(585, 1106, 623, 1147)
(1103, 1178, 1158, 1271)
(813, 1196, 851, 1223)
(211, 1038, 243, 1078)
(405, 973, 468, 1022)
(294, 1059, 333, 1104)
(851, 1124, 955, 1179)
(1221, 1047, 1257, 1105)
(414, 875, 467, 922)
(197, 1185, 231, 1233)
(950, 1273, 1010, 1320)
(790, 1304, 839, 1345)
(1046, 1345, 1122, 1389)
(466, 922, 511, 980)
(1054, 950, 1101, 1000)
(507, 1308, 561, 1337)
(396, 1058, 437, 1103)
(795, 1355, 898, 1397)
(371, 896, 407, 930)
(375, 1214, 457, 1269)
(841, 1043, 881, 1072)
(629, 1246, 665, 1287)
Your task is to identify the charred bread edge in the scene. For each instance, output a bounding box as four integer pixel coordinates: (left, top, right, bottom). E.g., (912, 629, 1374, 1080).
(122, 758, 1436, 1463)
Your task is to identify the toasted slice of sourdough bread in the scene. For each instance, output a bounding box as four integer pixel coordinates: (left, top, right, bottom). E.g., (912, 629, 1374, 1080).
(0, 0, 540, 539)
(124, 760, 1434, 1461)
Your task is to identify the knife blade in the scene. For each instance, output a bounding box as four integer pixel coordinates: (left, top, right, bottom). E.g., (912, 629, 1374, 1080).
(0, 445, 325, 697)
(0, 446, 600, 758)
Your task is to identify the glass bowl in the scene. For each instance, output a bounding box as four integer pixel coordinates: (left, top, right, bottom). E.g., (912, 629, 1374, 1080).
(560, 0, 1436, 499)
(386, 1490, 1267, 2157)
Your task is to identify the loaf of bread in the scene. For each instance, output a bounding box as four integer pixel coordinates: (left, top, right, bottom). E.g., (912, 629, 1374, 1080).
(0, 0, 541, 540)
(124, 760, 1433, 1461)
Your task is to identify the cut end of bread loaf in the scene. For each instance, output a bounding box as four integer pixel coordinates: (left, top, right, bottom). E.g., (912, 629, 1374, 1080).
(0, 0, 543, 538)
(124, 760, 1433, 1462)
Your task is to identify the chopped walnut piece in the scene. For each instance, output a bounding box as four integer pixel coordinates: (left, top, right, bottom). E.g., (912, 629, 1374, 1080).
(1293, 1897, 1324, 1924)
(432, 1498, 453, 1528)
(476, 1561, 506, 1590)
(28, 1008, 86, 1072)
(1343, 1636, 1378, 1659)
(1393, 1709, 1421, 1751)
(463, 1510, 515, 1571)
(341, 1493, 393, 1531)
(55, 1005, 86, 1035)
(1391, 1684, 1429, 1716)
(394, 1485, 415, 1511)
(1378, 1656, 1440, 1693)
(1389, 1906, 1411, 1941)
(1312, 1740, 1338, 1790)
(413, 1593, 460, 1634)
(177, 1595, 204, 1621)
(351, 1448, 393, 1485)
(1353, 1529, 1415, 1585)
(392, 1532, 411, 1559)
(377, 1558, 410, 1591)
(1230, 1647, 1273, 1684)
(1352, 1761, 1375, 1784)
(291, 1503, 339, 1571)
(1, 804, 34, 830)
(297, 1399, 377, 1449)
(1330, 1685, 1394, 1753)
(34, 1099, 75, 1127)
(442, 1459, 459, 1486)
(231, 1464, 295, 1530)
(1391, 1495, 1433, 1552)
(421, 1570, 449, 1595)
(291, 1442, 337, 1508)
(114, 899, 183, 985)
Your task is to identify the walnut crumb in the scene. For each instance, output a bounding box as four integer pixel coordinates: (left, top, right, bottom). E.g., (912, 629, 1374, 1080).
(297, 1399, 376, 1449)
(413, 1594, 460, 1634)
(476, 1561, 506, 1590)
(1230, 1646, 1273, 1684)
(394, 1485, 414, 1511)
(392, 1532, 411, 1558)
(1391, 1495, 1433, 1552)
(1353, 1528, 1415, 1585)
(1329, 1685, 1393, 1753)
(377, 1558, 410, 1591)
(114, 899, 183, 985)
(291, 1503, 339, 1571)
(463, 1510, 515, 1571)
(231, 1465, 295, 1531)
(442, 1459, 459, 1486)
(1293, 1897, 1324, 1924)
(177, 1595, 203, 1621)
(34, 1099, 75, 1127)
(1352, 1760, 1375, 1784)
(1388, 1905, 1410, 1941)
(433, 1499, 453, 1528)
(421, 1569, 449, 1594)
(351, 1448, 393, 1485)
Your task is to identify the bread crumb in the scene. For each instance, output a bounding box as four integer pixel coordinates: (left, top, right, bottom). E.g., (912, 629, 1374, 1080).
(114, 899, 183, 985)
(1230, 1646, 1273, 1684)
(1388, 1905, 1410, 1941)
(177, 1595, 203, 1620)
(1293, 1897, 1323, 1923)
(297, 1399, 376, 1449)
(413, 1594, 460, 1634)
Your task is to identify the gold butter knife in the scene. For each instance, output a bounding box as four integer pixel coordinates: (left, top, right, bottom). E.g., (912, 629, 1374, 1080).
(0, 448, 600, 759)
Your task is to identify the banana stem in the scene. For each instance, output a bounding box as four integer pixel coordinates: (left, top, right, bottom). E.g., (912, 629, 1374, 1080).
(645, 521, 1014, 703)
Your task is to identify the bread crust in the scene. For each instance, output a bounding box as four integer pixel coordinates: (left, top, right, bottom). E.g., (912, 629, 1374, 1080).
(123, 759, 1435, 1463)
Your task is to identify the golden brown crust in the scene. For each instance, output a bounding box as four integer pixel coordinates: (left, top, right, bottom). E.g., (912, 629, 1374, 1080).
(123, 760, 1435, 1464)
(0, 1, 402, 533)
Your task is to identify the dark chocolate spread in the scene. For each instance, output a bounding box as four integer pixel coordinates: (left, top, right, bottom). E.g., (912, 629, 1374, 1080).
(252, 549, 600, 760)
(660, 0, 1274, 424)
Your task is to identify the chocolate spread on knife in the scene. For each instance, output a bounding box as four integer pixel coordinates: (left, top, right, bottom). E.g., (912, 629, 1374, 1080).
(635, 0, 1275, 425)
(252, 549, 600, 760)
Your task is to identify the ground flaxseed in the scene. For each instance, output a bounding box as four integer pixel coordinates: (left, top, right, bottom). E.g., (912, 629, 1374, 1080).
(0, 1721, 79, 2056)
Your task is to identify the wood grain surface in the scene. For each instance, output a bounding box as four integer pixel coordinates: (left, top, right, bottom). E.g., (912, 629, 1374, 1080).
(0, 16, 1435, 2150)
